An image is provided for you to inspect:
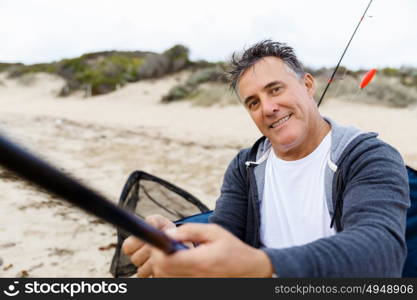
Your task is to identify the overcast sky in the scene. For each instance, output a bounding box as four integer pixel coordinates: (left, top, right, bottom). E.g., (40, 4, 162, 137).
(1, 0, 416, 69)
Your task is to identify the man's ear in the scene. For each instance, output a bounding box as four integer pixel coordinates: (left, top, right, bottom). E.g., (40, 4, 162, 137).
(303, 73, 316, 97)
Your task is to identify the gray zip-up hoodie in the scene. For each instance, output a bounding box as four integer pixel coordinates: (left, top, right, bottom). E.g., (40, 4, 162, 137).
(209, 117, 410, 277)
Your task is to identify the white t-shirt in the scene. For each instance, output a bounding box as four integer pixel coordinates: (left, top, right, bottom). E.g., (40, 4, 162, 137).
(260, 132, 336, 248)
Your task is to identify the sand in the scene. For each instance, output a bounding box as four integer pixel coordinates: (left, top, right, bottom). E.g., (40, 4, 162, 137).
(0, 72, 416, 277)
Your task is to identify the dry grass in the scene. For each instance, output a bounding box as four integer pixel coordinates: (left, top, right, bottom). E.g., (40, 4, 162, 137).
(188, 83, 238, 107)
(164, 65, 417, 108)
(16, 73, 39, 86)
(315, 75, 417, 108)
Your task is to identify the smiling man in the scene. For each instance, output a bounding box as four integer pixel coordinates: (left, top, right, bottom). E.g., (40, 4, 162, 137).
(123, 40, 410, 277)
(237, 55, 330, 161)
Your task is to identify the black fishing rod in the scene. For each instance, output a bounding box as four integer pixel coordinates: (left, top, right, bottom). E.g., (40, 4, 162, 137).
(0, 133, 187, 254)
(317, 0, 373, 107)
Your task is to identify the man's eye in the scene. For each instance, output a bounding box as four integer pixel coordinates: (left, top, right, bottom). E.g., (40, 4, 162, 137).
(247, 100, 259, 110)
(271, 87, 281, 94)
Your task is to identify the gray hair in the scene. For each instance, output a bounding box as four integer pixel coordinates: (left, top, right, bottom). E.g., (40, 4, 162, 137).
(227, 40, 305, 91)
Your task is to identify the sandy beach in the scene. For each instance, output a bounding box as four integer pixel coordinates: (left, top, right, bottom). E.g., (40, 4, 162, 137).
(0, 72, 416, 277)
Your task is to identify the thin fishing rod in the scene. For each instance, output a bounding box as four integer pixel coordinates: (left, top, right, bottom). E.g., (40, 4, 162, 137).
(0, 133, 188, 254)
(317, 0, 373, 107)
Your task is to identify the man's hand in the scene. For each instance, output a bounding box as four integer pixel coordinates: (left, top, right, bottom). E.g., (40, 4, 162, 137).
(122, 214, 175, 277)
(149, 223, 274, 277)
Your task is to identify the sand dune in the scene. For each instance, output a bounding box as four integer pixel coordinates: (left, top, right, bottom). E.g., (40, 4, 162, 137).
(0, 72, 416, 277)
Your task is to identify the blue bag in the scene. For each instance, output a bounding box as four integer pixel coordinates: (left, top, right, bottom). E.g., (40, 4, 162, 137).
(403, 166, 417, 277)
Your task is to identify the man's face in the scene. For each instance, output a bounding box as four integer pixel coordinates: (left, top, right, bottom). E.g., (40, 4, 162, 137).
(237, 56, 317, 158)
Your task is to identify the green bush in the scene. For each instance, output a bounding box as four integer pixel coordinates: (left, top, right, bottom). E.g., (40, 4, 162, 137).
(2, 45, 190, 97)
(163, 44, 189, 67)
(61, 55, 145, 95)
(0, 63, 23, 73)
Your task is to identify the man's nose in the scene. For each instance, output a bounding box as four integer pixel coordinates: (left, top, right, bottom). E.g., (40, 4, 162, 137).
(261, 97, 279, 117)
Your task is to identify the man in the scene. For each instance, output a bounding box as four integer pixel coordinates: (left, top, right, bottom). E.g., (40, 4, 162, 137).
(122, 40, 410, 277)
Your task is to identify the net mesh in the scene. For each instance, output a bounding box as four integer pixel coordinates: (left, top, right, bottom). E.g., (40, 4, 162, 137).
(110, 171, 209, 277)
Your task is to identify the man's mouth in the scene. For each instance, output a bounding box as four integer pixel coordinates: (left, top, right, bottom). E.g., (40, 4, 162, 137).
(270, 114, 293, 129)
